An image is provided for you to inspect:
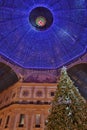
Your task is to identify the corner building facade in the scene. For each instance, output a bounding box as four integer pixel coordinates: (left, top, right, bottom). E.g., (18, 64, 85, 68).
(0, 82, 57, 130)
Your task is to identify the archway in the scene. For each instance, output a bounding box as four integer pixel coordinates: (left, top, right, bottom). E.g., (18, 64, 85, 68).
(68, 63, 87, 100)
(0, 62, 18, 92)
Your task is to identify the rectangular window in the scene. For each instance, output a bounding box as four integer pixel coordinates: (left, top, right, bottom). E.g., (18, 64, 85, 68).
(5, 116, 10, 128)
(19, 114, 25, 127)
(35, 114, 41, 128)
(50, 92, 54, 96)
(0, 118, 2, 125)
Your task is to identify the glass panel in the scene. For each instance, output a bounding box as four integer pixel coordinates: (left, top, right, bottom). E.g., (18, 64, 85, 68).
(35, 114, 41, 128)
(19, 114, 25, 127)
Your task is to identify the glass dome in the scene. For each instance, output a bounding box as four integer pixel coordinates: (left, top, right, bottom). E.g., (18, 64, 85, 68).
(0, 0, 87, 69)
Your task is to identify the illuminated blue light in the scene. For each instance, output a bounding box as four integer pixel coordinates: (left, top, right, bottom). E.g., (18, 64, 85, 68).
(0, 0, 87, 69)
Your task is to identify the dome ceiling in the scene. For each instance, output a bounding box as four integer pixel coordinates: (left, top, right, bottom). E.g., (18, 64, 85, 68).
(0, 0, 87, 69)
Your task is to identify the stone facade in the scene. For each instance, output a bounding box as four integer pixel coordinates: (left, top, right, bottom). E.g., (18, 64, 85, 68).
(0, 82, 57, 130)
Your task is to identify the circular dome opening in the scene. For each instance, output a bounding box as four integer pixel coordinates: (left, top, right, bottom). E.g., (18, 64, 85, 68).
(29, 7, 53, 31)
(36, 16, 46, 27)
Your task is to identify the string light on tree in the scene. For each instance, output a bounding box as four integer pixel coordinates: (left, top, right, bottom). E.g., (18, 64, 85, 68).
(45, 67, 87, 130)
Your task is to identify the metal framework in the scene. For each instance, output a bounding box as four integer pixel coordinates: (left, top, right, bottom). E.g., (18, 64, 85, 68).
(0, 0, 87, 69)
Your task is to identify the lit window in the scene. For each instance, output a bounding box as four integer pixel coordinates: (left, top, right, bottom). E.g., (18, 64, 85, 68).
(19, 114, 25, 127)
(5, 116, 10, 128)
(35, 114, 41, 128)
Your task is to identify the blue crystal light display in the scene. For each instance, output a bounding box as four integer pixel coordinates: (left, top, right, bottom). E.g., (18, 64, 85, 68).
(0, 0, 87, 69)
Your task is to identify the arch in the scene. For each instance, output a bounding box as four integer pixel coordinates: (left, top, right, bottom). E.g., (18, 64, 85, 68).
(68, 63, 87, 100)
(0, 62, 18, 92)
(0, 56, 21, 78)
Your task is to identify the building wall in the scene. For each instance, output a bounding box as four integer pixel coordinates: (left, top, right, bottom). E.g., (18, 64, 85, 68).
(0, 82, 57, 130)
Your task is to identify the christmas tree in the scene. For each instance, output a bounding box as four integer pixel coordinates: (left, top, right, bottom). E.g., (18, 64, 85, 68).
(45, 67, 87, 130)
